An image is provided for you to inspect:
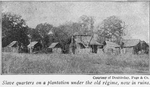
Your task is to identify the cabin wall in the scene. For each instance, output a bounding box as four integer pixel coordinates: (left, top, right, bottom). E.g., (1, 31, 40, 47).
(52, 48, 62, 53)
(2, 47, 19, 53)
(75, 47, 91, 54)
(114, 48, 120, 55)
(97, 49, 103, 54)
(122, 47, 134, 54)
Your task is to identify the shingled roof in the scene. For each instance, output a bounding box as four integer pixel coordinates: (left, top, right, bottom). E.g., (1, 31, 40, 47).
(48, 42, 60, 48)
(74, 33, 103, 46)
(7, 41, 18, 47)
(77, 42, 86, 48)
(123, 39, 140, 47)
(75, 35, 92, 46)
(89, 39, 103, 45)
(27, 41, 38, 48)
(89, 34, 104, 46)
(105, 41, 120, 48)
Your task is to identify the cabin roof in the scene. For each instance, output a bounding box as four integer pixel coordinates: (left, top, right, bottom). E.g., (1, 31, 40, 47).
(74, 34, 103, 46)
(28, 41, 38, 48)
(89, 34, 102, 45)
(106, 41, 120, 48)
(123, 39, 140, 47)
(77, 42, 86, 48)
(75, 39, 87, 47)
(48, 42, 59, 48)
(89, 39, 103, 45)
(75, 35, 92, 46)
(7, 41, 18, 47)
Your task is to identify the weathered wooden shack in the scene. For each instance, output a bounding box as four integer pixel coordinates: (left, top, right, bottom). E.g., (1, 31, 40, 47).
(27, 41, 42, 53)
(48, 42, 62, 53)
(2, 41, 19, 52)
(122, 39, 140, 54)
(71, 33, 106, 54)
(72, 34, 92, 54)
(75, 40, 91, 54)
(104, 41, 120, 55)
(89, 39, 103, 53)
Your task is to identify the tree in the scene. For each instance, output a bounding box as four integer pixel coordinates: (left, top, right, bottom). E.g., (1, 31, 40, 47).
(2, 12, 29, 47)
(28, 28, 42, 41)
(79, 15, 95, 35)
(97, 16, 126, 44)
(35, 23, 53, 48)
(53, 23, 76, 53)
(54, 24, 71, 43)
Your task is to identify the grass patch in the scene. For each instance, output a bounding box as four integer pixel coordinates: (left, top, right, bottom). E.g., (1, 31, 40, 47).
(2, 52, 149, 74)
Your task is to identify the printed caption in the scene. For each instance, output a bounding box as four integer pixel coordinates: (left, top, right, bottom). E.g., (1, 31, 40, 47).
(1, 76, 150, 86)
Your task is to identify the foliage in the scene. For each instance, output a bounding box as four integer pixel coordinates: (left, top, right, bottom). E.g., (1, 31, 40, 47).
(2, 12, 29, 47)
(28, 28, 41, 41)
(97, 16, 126, 44)
(36, 23, 53, 38)
(35, 23, 54, 48)
(79, 15, 95, 35)
(2, 12, 128, 53)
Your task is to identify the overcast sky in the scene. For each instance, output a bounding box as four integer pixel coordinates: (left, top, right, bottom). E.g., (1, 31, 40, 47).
(2, 2, 149, 42)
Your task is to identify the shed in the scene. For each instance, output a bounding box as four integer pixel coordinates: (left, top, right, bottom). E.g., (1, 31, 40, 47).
(7, 41, 18, 47)
(105, 41, 120, 48)
(75, 39, 87, 48)
(27, 41, 42, 53)
(27, 41, 38, 48)
(73, 34, 103, 54)
(2, 41, 19, 52)
(48, 42, 62, 53)
(72, 35, 92, 54)
(74, 34, 92, 47)
(123, 39, 140, 47)
(104, 41, 120, 55)
(89, 39, 103, 46)
(122, 39, 141, 54)
(89, 39, 103, 53)
(48, 42, 60, 48)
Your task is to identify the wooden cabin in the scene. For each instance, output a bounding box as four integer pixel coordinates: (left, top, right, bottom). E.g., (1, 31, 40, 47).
(89, 39, 103, 53)
(122, 39, 140, 54)
(48, 42, 62, 53)
(27, 41, 42, 53)
(2, 41, 19, 53)
(104, 41, 120, 55)
(75, 40, 91, 54)
(71, 34, 92, 54)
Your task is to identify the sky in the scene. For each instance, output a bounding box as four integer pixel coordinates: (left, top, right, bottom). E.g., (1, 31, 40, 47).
(2, 1, 149, 42)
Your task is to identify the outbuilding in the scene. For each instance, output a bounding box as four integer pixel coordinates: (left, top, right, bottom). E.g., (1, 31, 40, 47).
(122, 39, 140, 54)
(27, 41, 42, 53)
(2, 41, 19, 52)
(48, 42, 62, 53)
(104, 41, 120, 55)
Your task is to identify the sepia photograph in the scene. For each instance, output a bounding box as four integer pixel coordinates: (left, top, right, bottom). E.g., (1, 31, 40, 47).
(1, 1, 149, 75)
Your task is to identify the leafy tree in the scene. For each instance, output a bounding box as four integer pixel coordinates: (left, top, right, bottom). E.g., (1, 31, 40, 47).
(36, 23, 53, 38)
(35, 23, 53, 48)
(2, 12, 29, 47)
(54, 24, 71, 43)
(52, 23, 76, 53)
(97, 16, 126, 44)
(79, 15, 95, 35)
(28, 28, 41, 41)
(53, 19, 95, 53)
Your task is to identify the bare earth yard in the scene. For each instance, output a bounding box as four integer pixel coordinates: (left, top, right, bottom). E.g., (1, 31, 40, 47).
(2, 52, 149, 74)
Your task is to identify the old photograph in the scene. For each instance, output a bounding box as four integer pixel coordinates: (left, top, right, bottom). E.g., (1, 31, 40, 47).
(1, 1, 149, 74)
